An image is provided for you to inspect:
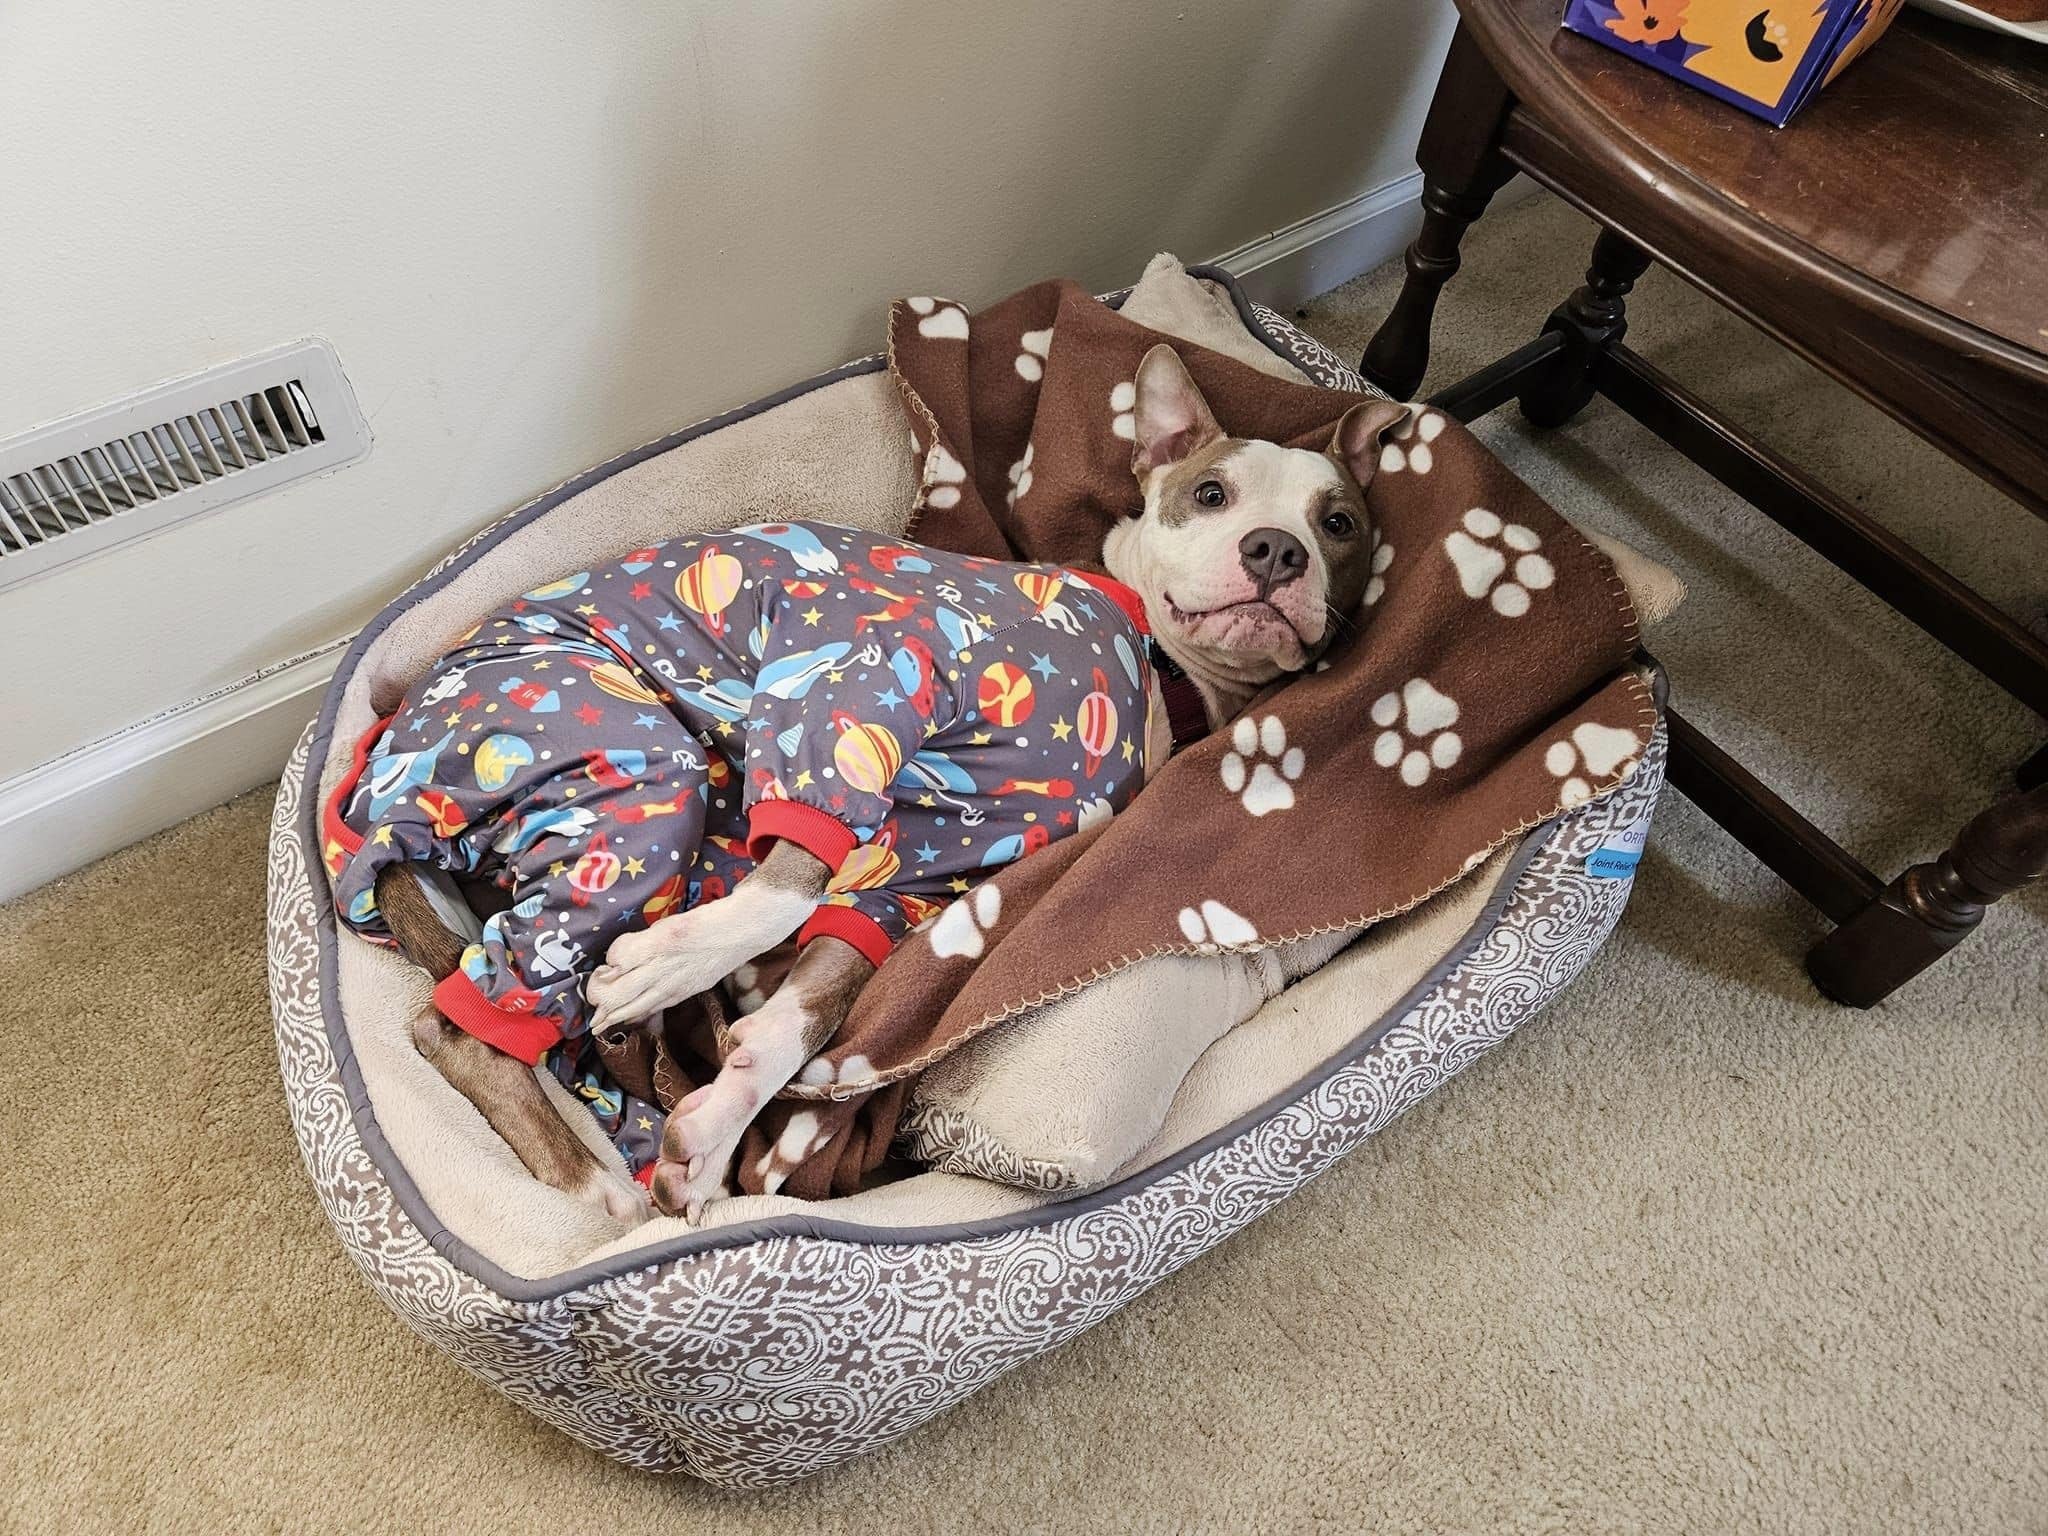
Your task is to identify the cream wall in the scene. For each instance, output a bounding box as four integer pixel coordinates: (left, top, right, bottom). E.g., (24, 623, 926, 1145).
(0, 0, 1452, 786)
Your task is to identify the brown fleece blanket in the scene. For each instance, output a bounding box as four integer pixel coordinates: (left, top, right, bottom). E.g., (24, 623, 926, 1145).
(641, 279, 1655, 1200)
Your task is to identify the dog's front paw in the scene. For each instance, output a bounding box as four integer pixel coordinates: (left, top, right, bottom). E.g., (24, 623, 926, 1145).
(586, 924, 718, 1034)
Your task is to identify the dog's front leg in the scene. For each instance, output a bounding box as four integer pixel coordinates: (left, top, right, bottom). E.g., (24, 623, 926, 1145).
(586, 840, 828, 1036)
(648, 933, 874, 1222)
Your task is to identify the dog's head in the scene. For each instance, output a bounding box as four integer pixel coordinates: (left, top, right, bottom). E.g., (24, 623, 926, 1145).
(1103, 344, 1407, 686)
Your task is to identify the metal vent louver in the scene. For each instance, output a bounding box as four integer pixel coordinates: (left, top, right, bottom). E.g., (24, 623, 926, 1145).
(0, 339, 368, 592)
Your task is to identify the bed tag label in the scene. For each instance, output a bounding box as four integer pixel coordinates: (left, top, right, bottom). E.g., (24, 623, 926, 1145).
(1585, 819, 1647, 880)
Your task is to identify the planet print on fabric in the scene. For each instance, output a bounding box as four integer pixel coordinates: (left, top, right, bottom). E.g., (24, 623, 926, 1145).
(1077, 667, 1118, 777)
(567, 835, 621, 907)
(474, 733, 535, 792)
(977, 661, 1035, 726)
(675, 546, 745, 637)
(643, 874, 687, 923)
(829, 823, 901, 892)
(416, 790, 468, 838)
(832, 714, 904, 795)
(577, 658, 662, 705)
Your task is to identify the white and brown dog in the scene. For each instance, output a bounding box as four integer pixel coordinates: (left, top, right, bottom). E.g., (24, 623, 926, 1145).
(373, 345, 1403, 1222)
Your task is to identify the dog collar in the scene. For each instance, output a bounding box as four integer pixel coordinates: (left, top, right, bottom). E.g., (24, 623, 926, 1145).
(1147, 639, 1213, 754)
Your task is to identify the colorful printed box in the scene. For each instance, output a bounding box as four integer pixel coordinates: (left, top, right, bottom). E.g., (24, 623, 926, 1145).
(1560, 0, 1904, 125)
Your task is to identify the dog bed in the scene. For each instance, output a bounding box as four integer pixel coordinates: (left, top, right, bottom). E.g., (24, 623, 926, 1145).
(267, 267, 1670, 1488)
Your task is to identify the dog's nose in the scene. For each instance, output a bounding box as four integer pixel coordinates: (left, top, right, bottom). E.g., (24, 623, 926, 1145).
(1239, 527, 1309, 595)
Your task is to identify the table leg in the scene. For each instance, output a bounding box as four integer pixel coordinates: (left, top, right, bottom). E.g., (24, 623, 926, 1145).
(1519, 229, 1654, 429)
(2019, 742, 2048, 792)
(1806, 783, 2048, 1006)
(1360, 26, 1516, 400)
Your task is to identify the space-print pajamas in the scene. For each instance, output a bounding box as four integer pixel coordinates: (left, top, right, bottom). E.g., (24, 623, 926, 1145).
(324, 520, 1155, 1174)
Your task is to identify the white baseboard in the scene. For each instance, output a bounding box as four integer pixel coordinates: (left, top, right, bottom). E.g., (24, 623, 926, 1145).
(0, 174, 1448, 904)
(0, 638, 349, 904)
(1211, 171, 1425, 313)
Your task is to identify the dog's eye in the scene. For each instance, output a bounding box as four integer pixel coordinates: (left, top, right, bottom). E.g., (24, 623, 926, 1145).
(1193, 480, 1227, 508)
(1321, 510, 1357, 537)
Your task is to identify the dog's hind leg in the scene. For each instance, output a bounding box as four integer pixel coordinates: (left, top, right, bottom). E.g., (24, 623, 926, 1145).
(647, 932, 875, 1222)
(374, 866, 643, 1221)
(586, 840, 829, 1037)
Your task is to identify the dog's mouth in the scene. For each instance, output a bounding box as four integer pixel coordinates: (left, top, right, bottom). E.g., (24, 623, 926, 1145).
(1164, 592, 1312, 647)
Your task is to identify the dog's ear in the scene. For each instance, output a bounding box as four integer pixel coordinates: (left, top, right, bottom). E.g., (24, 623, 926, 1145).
(1131, 344, 1223, 478)
(1328, 399, 1411, 488)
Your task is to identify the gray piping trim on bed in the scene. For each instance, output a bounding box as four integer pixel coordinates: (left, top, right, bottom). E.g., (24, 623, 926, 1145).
(299, 268, 1534, 1303)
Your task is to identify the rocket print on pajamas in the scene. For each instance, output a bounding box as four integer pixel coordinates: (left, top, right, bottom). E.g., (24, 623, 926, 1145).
(324, 521, 1155, 1173)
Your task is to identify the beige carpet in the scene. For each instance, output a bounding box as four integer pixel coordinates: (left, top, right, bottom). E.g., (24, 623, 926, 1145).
(5, 193, 2044, 1533)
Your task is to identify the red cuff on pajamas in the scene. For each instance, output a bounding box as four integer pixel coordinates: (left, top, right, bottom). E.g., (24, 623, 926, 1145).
(746, 799, 860, 870)
(797, 904, 897, 970)
(432, 970, 564, 1067)
(321, 715, 394, 866)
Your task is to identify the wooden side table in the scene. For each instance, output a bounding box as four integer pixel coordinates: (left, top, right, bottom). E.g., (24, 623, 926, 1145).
(1362, 2, 2048, 1005)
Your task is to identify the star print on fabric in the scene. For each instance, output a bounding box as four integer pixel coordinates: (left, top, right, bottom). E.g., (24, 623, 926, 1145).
(372, 825, 394, 846)
(656, 612, 683, 633)
(632, 712, 663, 730)
(548, 860, 567, 877)
(407, 714, 427, 732)
(442, 711, 464, 727)
(530, 659, 552, 671)
(574, 604, 598, 616)
(623, 855, 646, 876)
(636, 1115, 653, 1131)
(1056, 810, 1074, 826)
(1121, 737, 1135, 762)
(801, 607, 823, 626)
(459, 692, 483, 709)
(575, 703, 603, 726)
(828, 671, 845, 684)
(1050, 717, 1073, 741)
(947, 877, 970, 892)
(915, 842, 941, 863)
(1029, 653, 1058, 681)
(970, 730, 993, 745)
(794, 770, 815, 790)
(1076, 600, 1097, 620)
(875, 687, 904, 709)
(629, 581, 652, 600)
(975, 579, 1000, 593)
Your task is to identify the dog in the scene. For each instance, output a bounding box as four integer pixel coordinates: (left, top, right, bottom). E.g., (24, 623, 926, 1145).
(341, 343, 1404, 1223)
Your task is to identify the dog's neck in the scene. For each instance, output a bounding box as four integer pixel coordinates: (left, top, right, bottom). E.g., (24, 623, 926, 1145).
(1145, 630, 1267, 730)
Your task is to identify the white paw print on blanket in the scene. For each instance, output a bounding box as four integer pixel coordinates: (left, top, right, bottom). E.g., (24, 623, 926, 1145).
(1110, 380, 1138, 441)
(796, 1051, 874, 1087)
(906, 295, 969, 340)
(1177, 899, 1259, 954)
(1006, 442, 1035, 508)
(1371, 678, 1462, 787)
(923, 442, 967, 510)
(1545, 722, 1642, 807)
(750, 1109, 836, 1196)
(929, 884, 1002, 960)
(1014, 326, 1054, 382)
(1445, 507, 1555, 618)
(1379, 407, 1445, 474)
(1220, 714, 1304, 816)
(1364, 532, 1394, 608)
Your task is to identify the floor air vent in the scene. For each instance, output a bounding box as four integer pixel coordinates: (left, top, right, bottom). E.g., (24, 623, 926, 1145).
(0, 339, 369, 592)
